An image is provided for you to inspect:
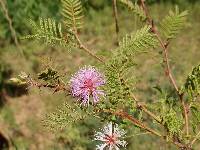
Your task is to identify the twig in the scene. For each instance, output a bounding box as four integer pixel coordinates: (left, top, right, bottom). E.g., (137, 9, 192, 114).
(139, 0, 189, 138)
(154, 33, 179, 92)
(0, 0, 23, 56)
(112, 0, 120, 45)
(117, 111, 162, 137)
(70, 6, 104, 63)
(103, 109, 162, 137)
(74, 33, 105, 63)
(140, 0, 151, 25)
(140, 0, 179, 93)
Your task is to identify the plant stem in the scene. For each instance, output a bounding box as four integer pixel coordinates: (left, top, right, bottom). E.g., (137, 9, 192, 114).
(139, 0, 189, 138)
(103, 109, 162, 137)
(112, 0, 120, 45)
(117, 111, 162, 136)
(74, 33, 104, 63)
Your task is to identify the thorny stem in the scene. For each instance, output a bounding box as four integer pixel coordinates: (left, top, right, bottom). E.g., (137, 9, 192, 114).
(140, 0, 179, 93)
(112, 0, 120, 45)
(139, 0, 190, 140)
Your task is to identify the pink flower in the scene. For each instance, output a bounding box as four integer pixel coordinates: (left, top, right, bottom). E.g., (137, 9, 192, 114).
(70, 66, 105, 106)
(94, 123, 127, 150)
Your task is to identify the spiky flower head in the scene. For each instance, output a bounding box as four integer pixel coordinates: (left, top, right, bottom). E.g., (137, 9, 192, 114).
(94, 122, 127, 150)
(70, 66, 105, 106)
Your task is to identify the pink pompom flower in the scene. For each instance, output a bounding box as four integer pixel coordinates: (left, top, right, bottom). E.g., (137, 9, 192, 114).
(94, 122, 127, 150)
(70, 66, 105, 106)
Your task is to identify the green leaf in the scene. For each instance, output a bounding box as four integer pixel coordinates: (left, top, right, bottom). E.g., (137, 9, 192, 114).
(42, 102, 87, 132)
(119, 0, 146, 21)
(119, 25, 158, 55)
(163, 109, 183, 136)
(191, 103, 200, 133)
(22, 18, 76, 48)
(61, 0, 84, 30)
(160, 7, 188, 40)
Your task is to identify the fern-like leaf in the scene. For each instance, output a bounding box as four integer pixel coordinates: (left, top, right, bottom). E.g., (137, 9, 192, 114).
(119, 25, 158, 54)
(160, 7, 188, 40)
(119, 0, 146, 21)
(22, 18, 75, 47)
(61, 0, 83, 31)
(42, 102, 87, 132)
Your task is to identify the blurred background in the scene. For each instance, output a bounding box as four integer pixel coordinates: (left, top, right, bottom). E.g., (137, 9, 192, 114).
(0, 0, 200, 149)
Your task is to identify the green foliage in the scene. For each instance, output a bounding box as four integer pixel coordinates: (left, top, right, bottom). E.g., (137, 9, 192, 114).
(184, 64, 200, 99)
(99, 25, 159, 121)
(160, 7, 188, 40)
(152, 91, 183, 137)
(22, 18, 75, 47)
(163, 109, 183, 136)
(191, 103, 200, 132)
(43, 101, 91, 132)
(119, 0, 146, 21)
(103, 55, 135, 110)
(61, 0, 84, 30)
(119, 25, 158, 55)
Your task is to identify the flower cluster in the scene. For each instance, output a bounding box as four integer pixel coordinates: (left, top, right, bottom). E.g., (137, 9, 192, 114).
(70, 66, 105, 106)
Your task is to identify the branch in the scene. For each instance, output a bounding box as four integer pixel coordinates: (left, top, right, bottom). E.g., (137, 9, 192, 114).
(112, 0, 120, 45)
(140, 0, 179, 93)
(139, 0, 189, 137)
(103, 109, 162, 137)
(116, 111, 162, 137)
